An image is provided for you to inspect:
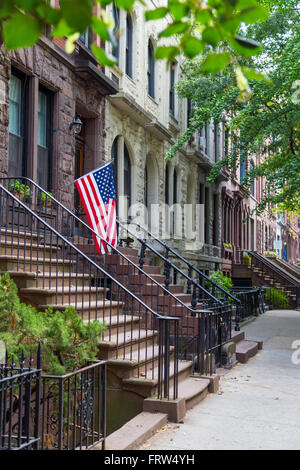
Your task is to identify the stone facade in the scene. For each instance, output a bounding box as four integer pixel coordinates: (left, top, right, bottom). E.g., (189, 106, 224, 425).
(103, 1, 222, 273)
(0, 32, 117, 209)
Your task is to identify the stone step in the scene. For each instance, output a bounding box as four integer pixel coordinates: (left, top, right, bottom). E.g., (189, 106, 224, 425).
(178, 376, 210, 410)
(5, 270, 91, 288)
(0, 228, 44, 244)
(122, 359, 193, 398)
(231, 330, 245, 344)
(0, 255, 74, 273)
(99, 328, 158, 359)
(39, 299, 123, 321)
(236, 340, 259, 364)
(0, 240, 60, 259)
(84, 314, 140, 339)
(19, 285, 104, 305)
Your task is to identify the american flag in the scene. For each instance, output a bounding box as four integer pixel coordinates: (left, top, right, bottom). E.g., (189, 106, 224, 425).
(75, 162, 117, 254)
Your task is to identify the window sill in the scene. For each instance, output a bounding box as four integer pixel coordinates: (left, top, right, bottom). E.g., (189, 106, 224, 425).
(147, 94, 159, 106)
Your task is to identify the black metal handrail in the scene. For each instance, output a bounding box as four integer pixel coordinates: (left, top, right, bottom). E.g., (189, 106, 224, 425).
(0, 177, 215, 319)
(117, 219, 240, 306)
(0, 184, 179, 400)
(247, 250, 300, 308)
(247, 251, 300, 287)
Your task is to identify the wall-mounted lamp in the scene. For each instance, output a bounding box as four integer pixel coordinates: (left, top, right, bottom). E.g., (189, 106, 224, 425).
(69, 116, 83, 135)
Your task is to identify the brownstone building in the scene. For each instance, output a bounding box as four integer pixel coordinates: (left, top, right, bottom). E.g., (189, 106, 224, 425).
(0, 31, 118, 210)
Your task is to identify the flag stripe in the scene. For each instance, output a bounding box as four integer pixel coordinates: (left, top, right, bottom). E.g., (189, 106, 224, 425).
(75, 162, 117, 255)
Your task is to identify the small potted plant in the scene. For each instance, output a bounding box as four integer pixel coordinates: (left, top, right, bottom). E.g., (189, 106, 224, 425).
(10, 180, 32, 202)
(37, 191, 53, 209)
(264, 249, 277, 259)
(242, 252, 251, 265)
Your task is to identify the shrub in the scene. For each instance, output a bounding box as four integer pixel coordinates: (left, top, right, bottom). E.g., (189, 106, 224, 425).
(265, 287, 289, 309)
(208, 270, 233, 293)
(0, 273, 106, 375)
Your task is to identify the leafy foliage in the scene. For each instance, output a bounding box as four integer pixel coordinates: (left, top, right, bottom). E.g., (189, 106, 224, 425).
(0, 273, 105, 375)
(208, 270, 233, 292)
(170, 4, 300, 215)
(265, 287, 289, 309)
(0, 0, 269, 75)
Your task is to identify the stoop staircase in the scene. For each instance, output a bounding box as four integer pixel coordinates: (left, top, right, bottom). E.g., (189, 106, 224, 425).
(245, 251, 300, 309)
(0, 177, 260, 430)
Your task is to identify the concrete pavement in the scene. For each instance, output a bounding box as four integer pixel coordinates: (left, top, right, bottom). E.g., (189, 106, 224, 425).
(139, 310, 300, 450)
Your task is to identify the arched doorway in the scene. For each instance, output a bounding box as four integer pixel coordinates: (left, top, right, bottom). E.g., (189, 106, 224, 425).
(111, 136, 132, 220)
(144, 153, 158, 230)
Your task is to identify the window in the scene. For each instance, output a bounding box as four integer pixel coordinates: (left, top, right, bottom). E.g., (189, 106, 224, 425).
(169, 62, 176, 115)
(37, 89, 52, 190)
(112, 5, 120, 65)
(147, 40, 155, 98)
(214, 122, 220, 161)
(165, 164, 169, 204)
(79, 29, 93, 49)
(205, 122, 209, 155)
(126, 14, 133, 78)
(8, 72, 27, 177)
(124, 144, 131, 209)
(240, 155, 246, 181)
(187, 99, 192, 128)
(249, 160, 255, 196)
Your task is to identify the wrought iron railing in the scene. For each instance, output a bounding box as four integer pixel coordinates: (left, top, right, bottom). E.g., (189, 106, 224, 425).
(0, 348, 42, 450)
(40, 360, 106, 450)
(0, 183, 179, 400)
(117, 220, 240, 308)
(231, 287, 266, 320)
(247, 251, 300, 309)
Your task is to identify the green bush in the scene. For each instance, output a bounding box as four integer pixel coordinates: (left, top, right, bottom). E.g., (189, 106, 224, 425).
(0, 273, 106, 375)
(265, 287, 289, 309)
(208, 270, 233, 293)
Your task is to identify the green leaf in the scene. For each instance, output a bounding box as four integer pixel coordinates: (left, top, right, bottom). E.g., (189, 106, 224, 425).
(15, 0, 40, 12)
(92, 16, 110, 41)
(155, 46, 180, 60)
(61, 0, 92, 32)
(169, 2, 188, 21)
(36, 4, 61, 25)
(65, 32, 80, 54)
(238, 6, 269, 24)
(2, 13, 43, 49)
(0, 0, 15, 19)
(195, 9, 211, 25)
(51, 18, 74, 37)
(145, 7, 168, 21)
(201, 52, 231, 73)
(91, 44, 117, 66)
(230, 35, 263, 56)
(95, 0, 113, 5)
(242, 67, 272, 84)
(236, 0, 257, 9)
(158, 22, 189, 38)
(183, 37, 203, 58)
(114, 0, 135, 10)
(202, 26, 222, 46)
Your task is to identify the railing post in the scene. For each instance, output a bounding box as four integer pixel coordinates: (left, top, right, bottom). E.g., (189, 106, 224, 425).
(163, 248, 171, 293)
(187, 266, 192, 294)
(234, 304, 240, 331)
(139, 239, 146, 271)
(33, 344, 42, 450)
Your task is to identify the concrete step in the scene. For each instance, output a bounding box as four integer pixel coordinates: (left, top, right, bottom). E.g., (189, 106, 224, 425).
(236, 340, 259, 364)
(99, 328, 158, 359)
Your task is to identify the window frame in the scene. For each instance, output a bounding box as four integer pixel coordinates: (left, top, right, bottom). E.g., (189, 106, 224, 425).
(125, 14, 133, 78)
(37, 86, 53, 190)
(147, 39, 155, 99)
(8, 68, 28, 178)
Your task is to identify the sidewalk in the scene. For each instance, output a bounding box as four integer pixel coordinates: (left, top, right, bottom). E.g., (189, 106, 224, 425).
(139, 310, 300, 450)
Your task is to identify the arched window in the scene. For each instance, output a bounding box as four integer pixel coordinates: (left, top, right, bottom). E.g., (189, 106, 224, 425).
(249, 160, 255, 196)
(169, 62, 176, 115)
(165, 164, 169, 204)
(112, 5, 120, 65)
(124, 144, 131, 211)
(111, 137, 132, 218)
(147, 40, 155, 98)
(126, 14, 133, 78)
